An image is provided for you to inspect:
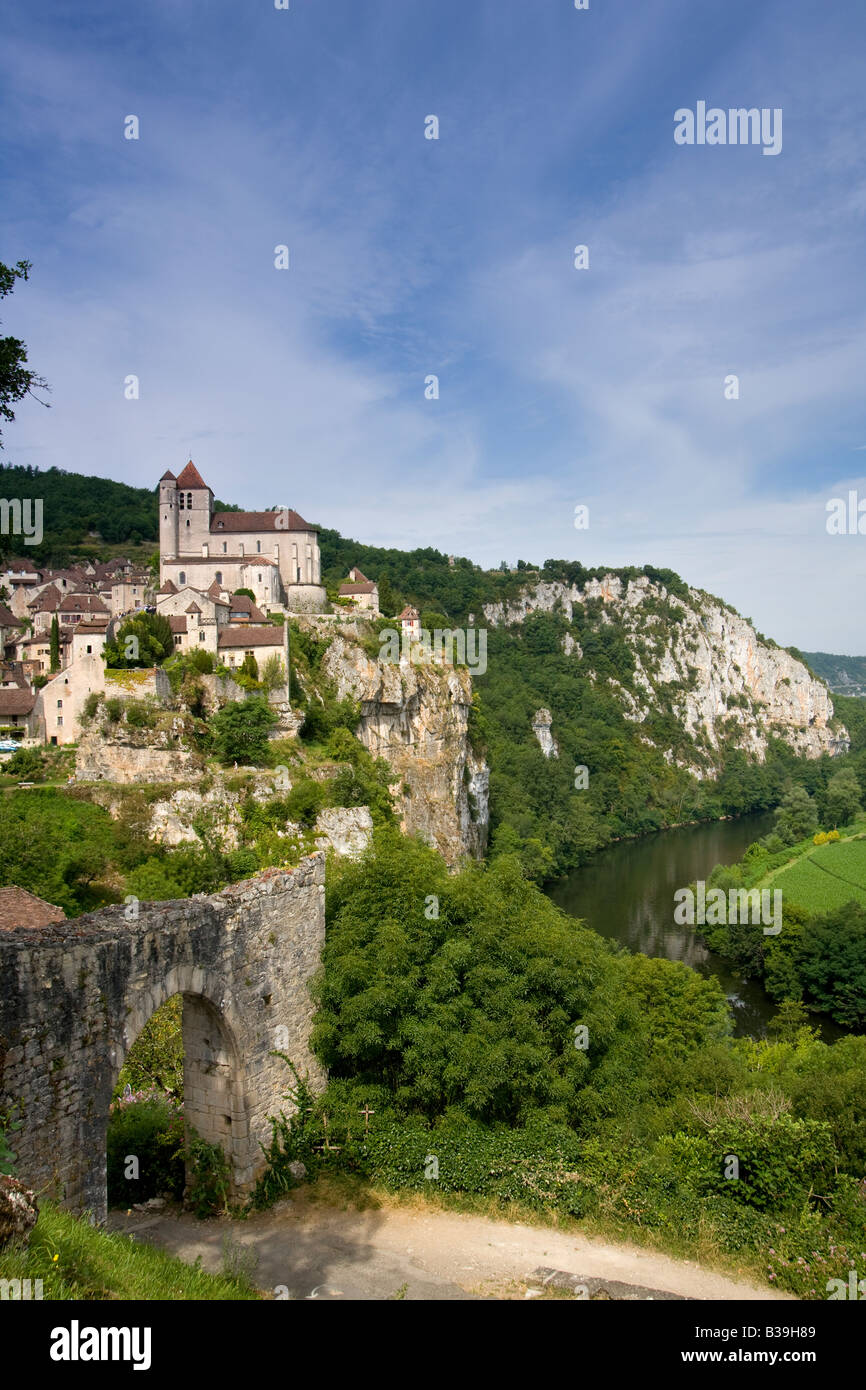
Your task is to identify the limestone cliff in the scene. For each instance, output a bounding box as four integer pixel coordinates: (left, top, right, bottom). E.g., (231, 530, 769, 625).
(321, 634, 489, 865)
(484, 574, 846, 776)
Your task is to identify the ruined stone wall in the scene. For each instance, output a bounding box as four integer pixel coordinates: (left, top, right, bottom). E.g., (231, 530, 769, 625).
(0, 856, 326, 1222)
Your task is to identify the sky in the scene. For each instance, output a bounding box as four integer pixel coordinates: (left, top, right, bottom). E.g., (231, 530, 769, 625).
(1, 0, 865, 651)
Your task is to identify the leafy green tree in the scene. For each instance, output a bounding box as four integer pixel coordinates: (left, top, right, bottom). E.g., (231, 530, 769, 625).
(49, 614, 60, 672)
(823, 767, 862, 828)
(104, 612, 174, 668)
(239, 652, 259, 682)
(0, 791, 115, 913)
(774, 783, 818, 845)
(0, 260, 49, 447)
(233, 588, 256, 601)
(312, 830, 645, 1127)
(796, 904, 866, 1028)
(211, 697, 277, 765)
(260, 654, 286, 692)
(376, 572, 399, 617)
(117, 995, 184, 1098)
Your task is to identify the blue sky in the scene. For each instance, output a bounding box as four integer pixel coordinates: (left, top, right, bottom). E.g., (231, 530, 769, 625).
(2, 0, 865, 650)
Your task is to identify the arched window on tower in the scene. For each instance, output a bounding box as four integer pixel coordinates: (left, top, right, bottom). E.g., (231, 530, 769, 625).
(186, 493, 193, 508)
(179, 494, 185, 509)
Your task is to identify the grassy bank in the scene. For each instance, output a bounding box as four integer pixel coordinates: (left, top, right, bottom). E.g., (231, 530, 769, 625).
(0, 1204, 260, 1300)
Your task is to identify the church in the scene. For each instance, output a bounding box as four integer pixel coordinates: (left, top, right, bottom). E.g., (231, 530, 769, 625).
(158, 461, 327, 613)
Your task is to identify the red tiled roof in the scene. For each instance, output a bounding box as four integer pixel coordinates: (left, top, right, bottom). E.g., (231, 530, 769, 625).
(210, 509, 316, 533)
(217, 625, 284, 649)
(176, 460, 209, 490)
(159, 470, 177, 482)
(168, 616, 187, 633)
(0, 886, 66, 931)
(0, 604, 22, 627)
(339, 582, 377, 596)
(398, 606, 419, 620)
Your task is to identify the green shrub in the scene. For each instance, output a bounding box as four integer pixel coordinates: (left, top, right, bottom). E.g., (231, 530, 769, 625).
(106, 1095, 185, 1207)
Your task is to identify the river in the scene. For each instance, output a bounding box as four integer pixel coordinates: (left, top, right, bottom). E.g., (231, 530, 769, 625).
(547, 812, 784, 1037)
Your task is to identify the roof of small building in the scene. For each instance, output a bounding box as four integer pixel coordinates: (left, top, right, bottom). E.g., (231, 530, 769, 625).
(168, 616, 187, 633)
(339, 581, 377, 596)
(398, 606, 420, 620)
(217, 625, 284, 649)
(176, 460, 209, 490)
(0, 603, 22, 627)
(74, 620, 109, 634)
(0, 687, 36, 715)
(210, 509, 316, 534)
(159, 470, 177, 482)
(185, 602, 202, 614)
(28, 585, 62, 612)
(227, 595, 266, 621)
(0, 886, 66, 931)
(157, 580, 178, 595)
(58, 595, 110, 614)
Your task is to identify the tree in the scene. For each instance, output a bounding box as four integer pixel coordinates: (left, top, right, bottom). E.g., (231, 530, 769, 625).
(0, 260, 49, 446)
(104, 611, 174, 668)
(239, 652, 259, 682)
(49, 614, 60, 672)
(211, 697, 277, 765)
(234, 588, 256, 602)
(824, 768, 862, 829)
(376, 572, 398, 617)
(260, 654, 286, 692)
(774, 783, 818, 845)
(796, 904, 866, 1028)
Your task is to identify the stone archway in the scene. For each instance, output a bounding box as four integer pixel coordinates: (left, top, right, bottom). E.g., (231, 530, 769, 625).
(0, 856, 326, 1223)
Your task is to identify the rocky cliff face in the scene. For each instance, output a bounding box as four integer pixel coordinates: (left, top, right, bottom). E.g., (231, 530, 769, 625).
(484, 575, 846, 775)
(322, 635, 489, 865)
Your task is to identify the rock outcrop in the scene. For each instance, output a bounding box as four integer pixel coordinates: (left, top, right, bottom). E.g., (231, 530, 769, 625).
(484, 574, 845, 775)
(322, 636, 489, 866)
(0, 1176, 38, 1248)
(532, 709, 559, 759)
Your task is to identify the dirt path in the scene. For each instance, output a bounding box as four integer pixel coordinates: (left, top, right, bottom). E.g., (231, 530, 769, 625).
(108, 1198, 793, 1301)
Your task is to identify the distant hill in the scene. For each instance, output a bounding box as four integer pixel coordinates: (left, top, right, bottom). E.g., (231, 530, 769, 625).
(0, 464, 158, 562)
(803, 652, 866, 697)
(0, 464, 239, 566)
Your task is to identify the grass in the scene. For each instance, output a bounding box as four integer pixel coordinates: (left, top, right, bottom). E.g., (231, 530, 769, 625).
(764, 830, 866, 912)
(0, 1204, 261, 1300)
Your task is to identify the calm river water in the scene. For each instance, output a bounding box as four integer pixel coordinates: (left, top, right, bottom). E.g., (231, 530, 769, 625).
(547, 812, 783, 1037)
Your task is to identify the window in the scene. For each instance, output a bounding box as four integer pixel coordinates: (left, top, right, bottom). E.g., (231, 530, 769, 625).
(186, 493, 192, 507)
(215, 572, 222, 584)
(174, 635, 182, 646)
(257, 574, 261, 582)
(199, 631, 206, 642)
(179, 494, 185, 510)
(222, 542, 227, 554)
(256, 541, 261, 553)
(57, 717, 63, 727)
(179, 572, 186, 584)
(86, 644, 92, 654)
(56, 699, 62, 708)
